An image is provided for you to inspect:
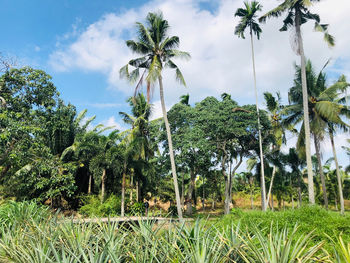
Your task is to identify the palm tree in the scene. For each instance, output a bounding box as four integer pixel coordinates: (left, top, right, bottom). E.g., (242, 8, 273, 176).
(259, 0, 334, 205)
(179, 93, 190, 106)
(90, 131, 121, 203)
(285, 60, 348, 209)
(263, 92, 286, 207)
(326, 75, 349, 214)
(286, 147, 305, 207)
(120, 12, 190, 219)
(234, 1, 267, 211)
(119, 93, 154, 216)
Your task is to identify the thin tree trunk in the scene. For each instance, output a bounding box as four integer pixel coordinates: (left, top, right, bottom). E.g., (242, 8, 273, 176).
(181, 173, 184, 209)
(158, 76, 183, 220)
(88, 172, 92, 195)
(230, 157, 243, 201)
(266, 165, 276, 207)
(271, 191, 274, 211)
(223, 153, 231, 215)
(298, 172, 302, 208)
(186, 169, 195, 215)
(314, 135, 328, 209)
(330, 128, 345, 214)
(121, 161, 127, 217)
(295, 9, 315, 204)
(335, 196, 338, 211)
(101, 168, 106, 203)
(202, 176, 205, 211)
(250, 31, 266, 211)
(225, 155, 243, 214)
(136, 180, 140, 202)
(129, 175, 133, 203)
(212, 193, 216, 210)
(250, 176, 254, 209)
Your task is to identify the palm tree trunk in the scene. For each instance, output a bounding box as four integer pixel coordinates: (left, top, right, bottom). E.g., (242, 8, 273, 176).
(136, 180, 140, 202)
(266, 165, 276, 207)
(101, 168, 106, 203)
(88, 172, 92, 194)
(158, 75, 183, 220)
(250, 30, 267, 211)
(295, 9, 315, 204)
(129, 175, 133, 203)
(121, 161, 127, 217)
(329, 128, 345, 214)
(314, 135, 328, 209)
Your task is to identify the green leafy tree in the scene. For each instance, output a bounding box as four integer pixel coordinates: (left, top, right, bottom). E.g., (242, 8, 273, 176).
(120, 12, 190, 219)
(194, 95, 271, 214)
(165, 95, 212, 215)
(260, 0, 334, 205)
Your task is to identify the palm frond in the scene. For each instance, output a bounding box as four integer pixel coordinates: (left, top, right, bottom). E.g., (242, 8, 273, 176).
(259, 0, 290, 23)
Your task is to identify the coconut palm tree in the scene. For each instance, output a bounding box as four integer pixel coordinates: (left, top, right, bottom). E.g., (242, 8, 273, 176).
(284, 60, 348, 209)
(260, 0, 334, 205)
(263, 92, 287, 206)
(179, 94, 190, 106)
(120, 12, 190, 219)
(235, 1, 267, 211)
(119, 93, 154, 216)
(326, 75, 349, 214)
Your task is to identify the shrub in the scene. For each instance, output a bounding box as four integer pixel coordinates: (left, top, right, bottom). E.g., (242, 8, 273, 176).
(129, 202, 145, 215)
(79, 195, 121, 217)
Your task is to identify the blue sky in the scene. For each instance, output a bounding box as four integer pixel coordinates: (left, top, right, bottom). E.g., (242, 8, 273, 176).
(2, 0, 350, 170)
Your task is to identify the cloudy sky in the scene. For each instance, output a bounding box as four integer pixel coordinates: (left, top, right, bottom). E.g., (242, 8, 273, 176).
(1, 0, 350, 169)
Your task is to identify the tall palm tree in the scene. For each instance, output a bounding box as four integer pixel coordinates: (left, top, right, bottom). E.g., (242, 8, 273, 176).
(119, 93, 154, 216)
(120, 12, 190, 220)
(235, 1, 267, 211)
(285, 60, 348, 209)
(326, 75, 349, 214)
(259, 0, 334, 205)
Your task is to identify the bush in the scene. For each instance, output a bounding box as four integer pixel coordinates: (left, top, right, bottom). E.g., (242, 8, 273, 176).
(79, 195, 121, 217)
(129, 202, 145, 215)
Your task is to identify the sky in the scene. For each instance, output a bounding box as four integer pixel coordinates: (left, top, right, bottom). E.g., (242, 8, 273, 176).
(1, 0, 350, 171)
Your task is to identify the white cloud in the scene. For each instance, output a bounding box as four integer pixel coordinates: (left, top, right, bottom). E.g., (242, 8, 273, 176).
(49, 0, 350, 106)
(100, 116, 124, 131)
(85, 102, 121, 108)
